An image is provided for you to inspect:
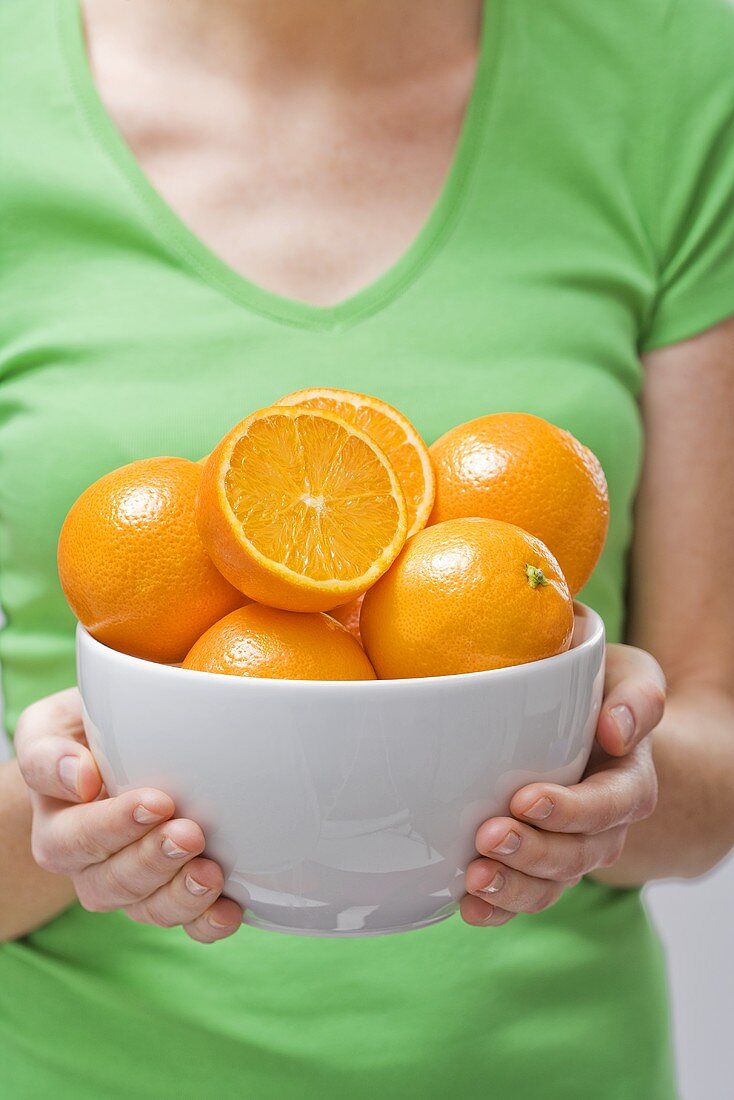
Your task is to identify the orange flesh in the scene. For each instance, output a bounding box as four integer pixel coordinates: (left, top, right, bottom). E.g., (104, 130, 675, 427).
(223, 413, 402, 582)
(277, 390, 434, 537)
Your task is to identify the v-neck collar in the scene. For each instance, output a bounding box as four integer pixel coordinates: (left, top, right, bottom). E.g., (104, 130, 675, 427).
(59, 0, 503, 333)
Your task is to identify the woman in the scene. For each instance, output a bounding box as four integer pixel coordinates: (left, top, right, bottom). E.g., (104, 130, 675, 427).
(1, 0, 733, 1096)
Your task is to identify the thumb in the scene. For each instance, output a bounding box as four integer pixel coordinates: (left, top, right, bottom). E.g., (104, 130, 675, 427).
(596, 644, 666, 757)
(15, 688, 103, 803)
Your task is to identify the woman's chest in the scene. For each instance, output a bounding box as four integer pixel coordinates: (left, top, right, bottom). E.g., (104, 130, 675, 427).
(1, 3, 650, 519)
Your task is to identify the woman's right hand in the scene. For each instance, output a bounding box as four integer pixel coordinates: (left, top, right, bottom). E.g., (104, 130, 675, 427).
(15, 688, 242, 942)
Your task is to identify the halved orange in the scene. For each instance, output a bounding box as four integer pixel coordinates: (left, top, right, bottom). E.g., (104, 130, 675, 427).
(277, 388, 435, 538)
(197, 406, 408, 612)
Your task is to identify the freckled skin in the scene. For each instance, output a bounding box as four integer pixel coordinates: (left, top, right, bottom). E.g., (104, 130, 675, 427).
(360, 517, 574, 679)
(429, 413, 609, 595)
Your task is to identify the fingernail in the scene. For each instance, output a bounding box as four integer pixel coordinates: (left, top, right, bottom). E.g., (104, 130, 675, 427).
(482, 905, 496, 924)
(491, 830, 521, 855)
(58, 755, 79, 796)
(185, 874, 211, 896)
(523, 796, 554, 821)
(133, 804, 165, 825)
(479, 871, 505, 895)
(162, 837, 190, 858)
(610, 704, 635, 747)
(208, 914, 233, 930)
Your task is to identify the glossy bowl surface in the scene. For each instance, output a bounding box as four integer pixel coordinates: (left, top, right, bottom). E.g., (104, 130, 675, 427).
(78, 605, 605, 936)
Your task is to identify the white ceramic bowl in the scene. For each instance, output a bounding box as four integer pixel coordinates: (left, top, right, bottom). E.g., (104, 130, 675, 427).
(78, 605, 605, 937)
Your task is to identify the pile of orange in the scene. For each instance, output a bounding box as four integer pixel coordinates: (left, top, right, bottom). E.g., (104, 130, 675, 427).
(58, 390, 608, 681)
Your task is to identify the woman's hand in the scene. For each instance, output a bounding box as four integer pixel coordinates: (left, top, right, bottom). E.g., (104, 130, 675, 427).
(15, 688, 242, 942)
(461, 644, 666, 926)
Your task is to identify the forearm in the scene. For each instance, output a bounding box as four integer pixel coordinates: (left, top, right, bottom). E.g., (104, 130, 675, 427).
(594, 685, 734, 886)
(0, 759, 76, 941)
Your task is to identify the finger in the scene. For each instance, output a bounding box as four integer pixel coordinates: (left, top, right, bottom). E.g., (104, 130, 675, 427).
(15, 690, 102, 803)
(74, 819, 205, 912)
(510, 743, 657, 834)
(183, 897, 243, 943)
(460, 892, 516, 928)
(124, 858, 224, 928)
(31, 788, 176, 875)
(475, 817, 628, 880)
(595, 644, 666, 756)
(465, 857, 566, 914)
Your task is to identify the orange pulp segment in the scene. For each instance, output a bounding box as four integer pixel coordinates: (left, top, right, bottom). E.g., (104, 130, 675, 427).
(197, 406, 408, 612)
(277, 388, 434, 538)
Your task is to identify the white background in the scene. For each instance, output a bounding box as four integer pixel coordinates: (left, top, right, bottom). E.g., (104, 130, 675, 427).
(646, 866, 734, 1100)
(1, 723, 731, 1099)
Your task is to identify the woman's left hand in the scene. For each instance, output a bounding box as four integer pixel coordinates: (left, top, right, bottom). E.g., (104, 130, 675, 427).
(462, 644, 666, 926)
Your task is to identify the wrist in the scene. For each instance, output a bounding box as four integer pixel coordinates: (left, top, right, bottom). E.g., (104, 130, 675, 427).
(0, 758, 76, 943)
(592, 686, 734, 884)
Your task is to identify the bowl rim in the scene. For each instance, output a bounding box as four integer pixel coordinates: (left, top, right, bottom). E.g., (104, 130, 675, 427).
(76, 602, 605, 694)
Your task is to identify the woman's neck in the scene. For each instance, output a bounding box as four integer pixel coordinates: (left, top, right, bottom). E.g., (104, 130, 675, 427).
(83, 0, 483, 87)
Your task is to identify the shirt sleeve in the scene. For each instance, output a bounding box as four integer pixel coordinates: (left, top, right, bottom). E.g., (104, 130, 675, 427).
(640, 0, 734, 352)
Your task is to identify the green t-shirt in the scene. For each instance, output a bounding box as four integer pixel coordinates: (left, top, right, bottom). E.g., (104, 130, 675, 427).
(2, 1, 734, 1096)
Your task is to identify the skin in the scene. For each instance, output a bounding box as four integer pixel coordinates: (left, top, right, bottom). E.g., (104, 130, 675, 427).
(2, 1, 734, 942)
(80, 0, 484, 308)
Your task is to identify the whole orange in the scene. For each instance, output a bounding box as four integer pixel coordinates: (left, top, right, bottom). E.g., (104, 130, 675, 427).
(429, 413, 609, 594)
(360, 517, 574, 679)
(182, 603, 376, 680)
(58, 457, 244, 663)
